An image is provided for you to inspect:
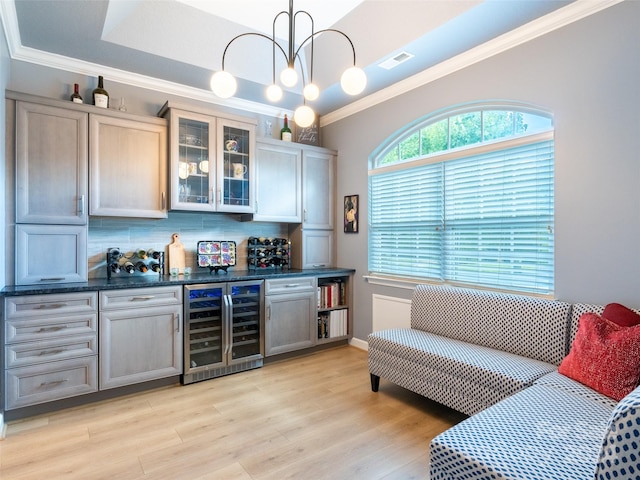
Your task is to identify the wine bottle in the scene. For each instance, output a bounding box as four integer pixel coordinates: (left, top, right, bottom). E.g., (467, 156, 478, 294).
(110, 262, 121, 274)
(70, 83, 83, 104)
(136, 249, 148, 259)
(280, 115, 292, 142)
(135, 261, 148, 273)
(93, 76, 109, 108)
(150, 263, 162, 273)
(147, 249, 162, 260)
(118, 257, 135, 274)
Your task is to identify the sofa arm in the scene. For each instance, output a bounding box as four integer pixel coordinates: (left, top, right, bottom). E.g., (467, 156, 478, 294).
(594, 385, 640, 479)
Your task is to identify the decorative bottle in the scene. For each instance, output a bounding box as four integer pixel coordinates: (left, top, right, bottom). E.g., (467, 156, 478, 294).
(70, 83, 83, 104)
(280, 115, 292, 142)
(93, 76, 109, 108)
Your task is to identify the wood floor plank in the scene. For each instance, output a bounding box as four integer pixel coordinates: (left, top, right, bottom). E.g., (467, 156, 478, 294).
(1, 346, 466, 479)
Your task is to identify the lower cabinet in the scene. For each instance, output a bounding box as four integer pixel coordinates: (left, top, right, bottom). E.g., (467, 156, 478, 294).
(99, 286, 183, 390)
(3, 292, 98, 410)
(264, 277, 317, 356)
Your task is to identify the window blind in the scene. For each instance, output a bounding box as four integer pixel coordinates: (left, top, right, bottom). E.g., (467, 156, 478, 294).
(369, 139, 554, 294)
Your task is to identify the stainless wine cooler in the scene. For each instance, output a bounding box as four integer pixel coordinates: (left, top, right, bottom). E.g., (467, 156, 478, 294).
(182, 281, 264, 384)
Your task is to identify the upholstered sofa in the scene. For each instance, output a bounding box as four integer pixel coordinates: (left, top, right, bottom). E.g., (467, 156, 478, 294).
(368, 285, 640, 480)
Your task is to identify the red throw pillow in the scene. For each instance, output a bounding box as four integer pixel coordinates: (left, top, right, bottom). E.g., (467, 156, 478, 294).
(603, 303, 640, 327)
(559, 312, 640, 401)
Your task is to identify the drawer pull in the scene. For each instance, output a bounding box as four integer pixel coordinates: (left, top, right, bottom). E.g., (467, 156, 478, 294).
(38, 349, 65, 356)
(284, 283, 301, 288)
(130, 295, 156, 301)
(40, 379, 68, 388)
(36, 326, 68, 333)
(34, 303, 67, 310)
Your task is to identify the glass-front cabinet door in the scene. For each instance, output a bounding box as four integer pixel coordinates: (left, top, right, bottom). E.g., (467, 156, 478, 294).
(169, 110, 216, 211)
(217, 119, 255, 213)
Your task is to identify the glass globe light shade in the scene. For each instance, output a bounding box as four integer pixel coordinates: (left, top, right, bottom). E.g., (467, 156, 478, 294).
(280, 67, 298, 87)
(303, 83, 320, 101)
(210, 71, 237, 98)
(294, 105, 315, 128)
(340, 66, 367, 95)
(266, 84, 283, 102)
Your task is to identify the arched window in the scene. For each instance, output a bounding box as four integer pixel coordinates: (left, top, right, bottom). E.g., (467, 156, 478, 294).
(368, 103, 554, 295)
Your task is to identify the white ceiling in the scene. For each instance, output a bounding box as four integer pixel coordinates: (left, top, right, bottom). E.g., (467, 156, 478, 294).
(0, 0, 622, 123)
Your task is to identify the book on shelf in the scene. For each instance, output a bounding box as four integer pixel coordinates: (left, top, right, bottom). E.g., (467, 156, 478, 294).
(317, 308, 348, 339)
(317, 280, 345, 309)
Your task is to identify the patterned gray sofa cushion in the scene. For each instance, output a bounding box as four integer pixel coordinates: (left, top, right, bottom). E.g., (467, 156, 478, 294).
(430, 383, 616, 480)
(369, 328, 557, 415)
(595, 385, 640, 479)
(534, 371, 618, 408)
(410, 285, 571, 365)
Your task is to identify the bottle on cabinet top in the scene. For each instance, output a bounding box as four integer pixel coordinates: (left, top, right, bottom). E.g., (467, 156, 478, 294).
(93, 75, 109, 108)
(70, 83, 83, 104)
(281, 115, 292, 142)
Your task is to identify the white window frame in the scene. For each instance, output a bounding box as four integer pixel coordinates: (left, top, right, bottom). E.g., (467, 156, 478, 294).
(368, 104, 555, 296)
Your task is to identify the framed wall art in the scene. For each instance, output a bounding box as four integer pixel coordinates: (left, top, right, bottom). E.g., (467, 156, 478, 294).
(344, 194, 359, 233)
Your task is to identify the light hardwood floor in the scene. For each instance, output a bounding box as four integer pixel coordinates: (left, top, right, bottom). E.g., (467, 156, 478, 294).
(0, 346, 466, 480)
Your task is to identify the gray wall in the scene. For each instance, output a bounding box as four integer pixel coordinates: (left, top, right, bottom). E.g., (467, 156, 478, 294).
(1, 8, 8, 290)
(323, 2, 640, 342)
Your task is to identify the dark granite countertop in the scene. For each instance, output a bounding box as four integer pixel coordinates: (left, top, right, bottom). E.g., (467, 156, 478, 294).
(0, 268, 355, 297)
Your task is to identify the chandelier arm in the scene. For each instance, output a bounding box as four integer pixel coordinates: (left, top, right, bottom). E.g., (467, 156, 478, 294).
(293, 28, 358, 67)
(221, 32, 289, 70)
(293, 10, 315, 83)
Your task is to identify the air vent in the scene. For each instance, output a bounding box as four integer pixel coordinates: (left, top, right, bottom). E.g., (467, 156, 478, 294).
(378, 51, 415, 70)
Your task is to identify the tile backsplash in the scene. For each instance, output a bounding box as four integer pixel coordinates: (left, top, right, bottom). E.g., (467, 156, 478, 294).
(88, 212, 286, 279)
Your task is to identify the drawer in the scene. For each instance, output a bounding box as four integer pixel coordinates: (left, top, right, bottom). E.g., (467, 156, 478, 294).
(265, 277, 316, 295)
(5, 334, 97, 368)
(4, 292, 98, 319)
(5, 313, 98, 344)
(5, 356, 98, 410)
(99, 286, 183, 310)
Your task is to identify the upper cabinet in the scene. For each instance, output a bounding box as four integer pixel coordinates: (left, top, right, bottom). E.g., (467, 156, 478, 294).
(15, 101, 88, 225)
(160, 103, 256, 214)
(89, 113, 168, 218)
(253, 138, 302, 222)
(301, 149, 335, 230)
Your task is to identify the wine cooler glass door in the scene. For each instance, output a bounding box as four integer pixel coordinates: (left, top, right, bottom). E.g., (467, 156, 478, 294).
(185, 285, 225, 372)
(228, 282, 263, 362)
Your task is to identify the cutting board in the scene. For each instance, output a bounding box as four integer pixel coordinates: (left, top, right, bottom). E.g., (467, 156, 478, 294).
(167, 233, 186, 273)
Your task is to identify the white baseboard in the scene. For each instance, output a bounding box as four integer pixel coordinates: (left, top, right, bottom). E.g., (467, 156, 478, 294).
(0, 413, 5, 440)
(349, 337, 368, 351)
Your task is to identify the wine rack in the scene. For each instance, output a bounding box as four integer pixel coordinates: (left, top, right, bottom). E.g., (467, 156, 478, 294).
(247, 236, 290, 270)
(106, 247, 164, 279)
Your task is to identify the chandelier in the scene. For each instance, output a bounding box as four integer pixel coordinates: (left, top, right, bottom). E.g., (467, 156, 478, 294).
(210, 0, 367, 128)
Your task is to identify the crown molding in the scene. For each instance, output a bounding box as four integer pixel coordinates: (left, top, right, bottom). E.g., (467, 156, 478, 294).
(1, 0, 624, 125)
(320, 0, 625, 127)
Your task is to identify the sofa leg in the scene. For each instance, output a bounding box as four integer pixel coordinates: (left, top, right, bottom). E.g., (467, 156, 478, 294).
(370, 374, 380, 392)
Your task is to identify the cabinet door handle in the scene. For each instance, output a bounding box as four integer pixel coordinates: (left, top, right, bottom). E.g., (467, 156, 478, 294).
(266, 305, 270, 321)
(303, 208, 307, 222)
(130, 295, 155, 301)
(175, 313, 181, 333)
(34, 303, 67, 310)
(36, 325, 68, 333)
(40, 379, 68, 388)
(161, 192, 166, 210)
(78, 195, 85, 215)
(312, 264, 326, 268)
(40, 277, 65, 282)
(39, 348, 64, 356)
